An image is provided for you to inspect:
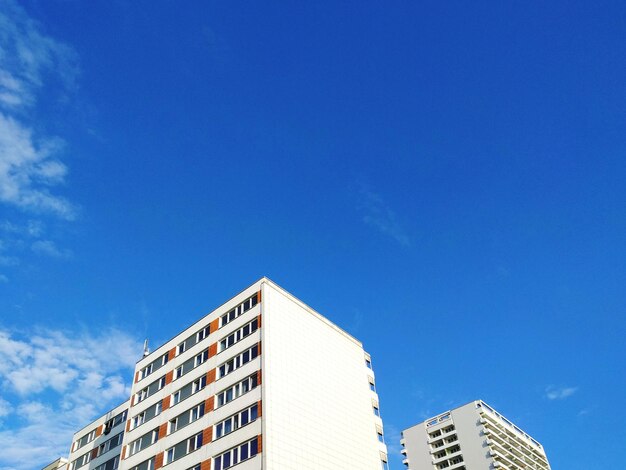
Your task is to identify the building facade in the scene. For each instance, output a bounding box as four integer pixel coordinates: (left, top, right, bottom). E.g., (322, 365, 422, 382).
(400, 400, 551, 470)
(62, 278, 388, 470)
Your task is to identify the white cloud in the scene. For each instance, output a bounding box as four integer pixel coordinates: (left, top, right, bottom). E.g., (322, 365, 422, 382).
(359, 187, 411, 246)
(0, 396, 11, 418)
(0, 1, 77, 110)
(31, 239, 72, 258)
(0, 327, 142, 470)
(0, 0, 79, 274)
(545, 385, 578, 400)
(0, 114, 75, 219)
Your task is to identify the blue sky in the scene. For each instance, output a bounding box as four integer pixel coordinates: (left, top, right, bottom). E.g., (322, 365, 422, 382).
(0, 1, 625, 468)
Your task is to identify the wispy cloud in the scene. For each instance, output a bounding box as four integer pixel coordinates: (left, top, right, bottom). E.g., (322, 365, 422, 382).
(31, 239, 72, 258)
(359, 186, 411, 247)
(0, 327, 142, 469)
(0, 114, 75, 219)
(545, 385, 578, 400)
(0, 0, 80, 279)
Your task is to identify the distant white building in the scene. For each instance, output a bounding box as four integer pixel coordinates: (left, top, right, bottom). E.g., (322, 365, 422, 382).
(52, 277, 388, 470)
(400, 400, 551, 470)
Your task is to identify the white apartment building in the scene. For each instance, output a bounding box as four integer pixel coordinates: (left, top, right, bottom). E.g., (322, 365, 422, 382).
(59, 277, 388, 470)
(400, 400, 551, 470)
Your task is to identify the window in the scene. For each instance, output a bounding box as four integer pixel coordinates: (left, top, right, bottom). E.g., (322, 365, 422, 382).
(159, 376, 166, 389)
(165, 448, 175, 465)
(141, 363, 153, 379)
(373, 405, 380, 417)
(172, 390, 182, 405)
(219, 318, 259, 352)
(366, 358, 372, 369)
(177, 342, 186, 355)
(216, 373, 258, 408)
(217, 344, 259, 379)
(137, 388, 147, 403)
(161, 354, 169, 366)
(174, 365, 183, 380)
(215, 403, 259, 439)
(192, 375, 207, 393)
(190, 402, 205, 421)
(187, 432, 203, 452)
(133, 411, 146, 429)
(214, 437, 259, 470)
(169, 417, 179, 434)
(196, 326, 209, 342)
(194, 350, 209, 367)
(368, 376, 376, 392)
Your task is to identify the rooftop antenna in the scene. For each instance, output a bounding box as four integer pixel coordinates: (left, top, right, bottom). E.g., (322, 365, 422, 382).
(143, 339, 150, 357)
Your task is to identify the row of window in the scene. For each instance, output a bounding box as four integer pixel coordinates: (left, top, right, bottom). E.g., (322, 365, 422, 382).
(73, 409, 126, 452)
(94, 432, 123, 459)
(74, 429, 96, 452)
(140, 353, 169, 381)
(104, 410, 128, 434)
(219, 318, 259, 353)
(171, 374, 207, 408)
(93, 455, 119, 470)
(132, 401, 163, 430)
(71, 431, 123, 470)
(215, 403, 259, 439)
(171, 347, 209, 384)
(214, 437, 259, 470)
(128, 436, 260, 470)
(72, 451, 91, 470)
(164, 431, 203, 465)
(135, 375, 166, 404)
(128, 428, 159, 457)
(217, 373, 258, 408)
(177, 325, 211, 356)
(218, 344, 260, 379)
(220, 294, 259, 328)
(169, 402, 205, 434)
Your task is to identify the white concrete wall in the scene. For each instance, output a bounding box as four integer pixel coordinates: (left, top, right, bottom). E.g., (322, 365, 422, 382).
(262, 281, 386, 469)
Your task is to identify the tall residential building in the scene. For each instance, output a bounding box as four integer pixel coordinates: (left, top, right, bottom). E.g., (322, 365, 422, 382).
(61, 277, 388, 470)
(400, 400, 551, 470)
